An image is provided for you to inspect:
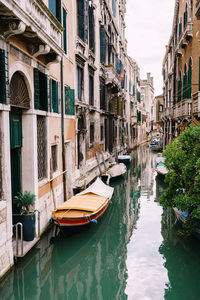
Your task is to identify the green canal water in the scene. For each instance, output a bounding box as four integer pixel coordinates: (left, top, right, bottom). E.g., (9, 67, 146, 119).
(1, 145, 200, 299)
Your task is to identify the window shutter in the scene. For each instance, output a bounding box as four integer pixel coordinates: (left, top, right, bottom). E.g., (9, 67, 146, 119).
(100, 26, 106, 63)
(56, 0, 61, 23)
(39, 72, 48, 111)
(187, 67, 192, 99)
(34, 68, 40, 109)
(178, 79, 182, 102)
(89, 6, 95, 51)
(10, 113, 22, 149)
(133, 85, 135, 96)
(70, 89, 75, 115)
(63, 8, 67, 54)
(52, 80, 58, 113)
(0, 49, 7, 104)
(78, 0, 85, 41)
(183, 74, 187, 99)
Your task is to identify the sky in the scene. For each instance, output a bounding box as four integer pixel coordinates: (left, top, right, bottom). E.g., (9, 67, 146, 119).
(125, 0, 175, 96)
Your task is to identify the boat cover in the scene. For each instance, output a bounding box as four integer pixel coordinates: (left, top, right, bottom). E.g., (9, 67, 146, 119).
(55, 178, 114, 212)
(56, 193, 108, 212)
(78, 177, 114, 199)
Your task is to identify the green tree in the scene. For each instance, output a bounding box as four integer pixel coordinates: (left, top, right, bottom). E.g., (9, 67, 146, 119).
(160, 125, 200, 236)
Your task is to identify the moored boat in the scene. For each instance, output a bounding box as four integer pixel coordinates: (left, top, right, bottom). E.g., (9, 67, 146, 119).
(173, 208, 200, 239)
(118, 154, 131, 164)
(51, 178, 114, 228)
(102, 162, 126, 184)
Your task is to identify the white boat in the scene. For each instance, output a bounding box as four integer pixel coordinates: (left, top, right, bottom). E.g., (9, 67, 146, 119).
(102, 162, 127, 184)
(118, 155, 131, 164)
(154, 155, 168, 177)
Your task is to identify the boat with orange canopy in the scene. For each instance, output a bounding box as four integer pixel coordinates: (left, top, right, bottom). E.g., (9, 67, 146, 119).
(51, 178, 114, 228)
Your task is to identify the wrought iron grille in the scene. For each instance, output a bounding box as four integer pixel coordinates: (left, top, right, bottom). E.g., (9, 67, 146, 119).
(37, 116, 47, 180)
(10, 72, 30, 109)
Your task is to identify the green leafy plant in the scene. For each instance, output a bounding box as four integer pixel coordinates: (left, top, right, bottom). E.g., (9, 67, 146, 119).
(160, 124, 200, 236)
(14, 191, 36, 214)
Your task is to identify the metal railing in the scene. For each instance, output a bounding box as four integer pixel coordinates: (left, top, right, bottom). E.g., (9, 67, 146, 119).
(13, 210, 40, 257)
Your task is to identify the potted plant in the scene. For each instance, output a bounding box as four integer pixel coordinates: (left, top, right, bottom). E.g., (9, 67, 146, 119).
(14, 191, 36, 241)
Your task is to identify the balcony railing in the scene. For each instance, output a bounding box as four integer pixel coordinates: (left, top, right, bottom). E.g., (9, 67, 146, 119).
(193, 92, 200, 117)
(179, 22, 193, 48)
(0, 0, 63, 60)
(173, 99, 192, 119)
(105, 65, 120, 87)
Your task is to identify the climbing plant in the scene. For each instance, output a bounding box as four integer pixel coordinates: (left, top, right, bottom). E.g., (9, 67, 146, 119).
(160, 124, 200, 236)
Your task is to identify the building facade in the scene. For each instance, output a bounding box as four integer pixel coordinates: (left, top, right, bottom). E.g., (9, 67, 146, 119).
(162, 0, 200, 147)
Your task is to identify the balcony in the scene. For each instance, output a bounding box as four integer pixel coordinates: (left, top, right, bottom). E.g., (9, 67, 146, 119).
(173, 99, 192, 119)
(196, 0, 200, 19)
(0, 0, 63, 63)
(193, 92, 200, 117)
(179, 22, 193, 48)
(105, 65, 120, 88)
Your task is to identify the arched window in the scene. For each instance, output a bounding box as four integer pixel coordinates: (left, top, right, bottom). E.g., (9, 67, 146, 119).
(10, 72, 30, 109)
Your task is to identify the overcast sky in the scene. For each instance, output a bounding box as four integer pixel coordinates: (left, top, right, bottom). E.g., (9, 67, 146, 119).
(125, 0, 175, 96)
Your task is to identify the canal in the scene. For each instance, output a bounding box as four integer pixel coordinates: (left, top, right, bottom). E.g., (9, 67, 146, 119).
(1, 145, 200, 299)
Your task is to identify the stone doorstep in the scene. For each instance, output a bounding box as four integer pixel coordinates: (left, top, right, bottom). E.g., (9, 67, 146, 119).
(12, 237, 40, 258)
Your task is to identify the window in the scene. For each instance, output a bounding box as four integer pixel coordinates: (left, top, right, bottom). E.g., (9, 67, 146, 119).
(37, 116, 47, 180)
(63, 8, 67, 54)
(89, 75, 94, 106)
(34, 69, 48, 111)
(100, 79, 106, 110)
(49, 0, 61, 23)
(100, 124, 104, 141)
(89, 4, 95, 52)
(77, 66, 83, 101)
(90, 122, 94, 144)
(100, 26, 107, 64)
(159, 105, 163, 112)
(51, 145, 57, 173)
(51, 79, 59, 113)
(112, 0, 116, 17)
(77, 0, 88, 42)
(65, 86, 75, 115)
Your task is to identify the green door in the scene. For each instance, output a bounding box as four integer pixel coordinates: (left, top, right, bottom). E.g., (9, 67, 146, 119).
(10, 111, 22, 213)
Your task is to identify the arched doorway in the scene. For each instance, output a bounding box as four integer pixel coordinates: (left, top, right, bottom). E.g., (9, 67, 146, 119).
(10, 71, 30, 213)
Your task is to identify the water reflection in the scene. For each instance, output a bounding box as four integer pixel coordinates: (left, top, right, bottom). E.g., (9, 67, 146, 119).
(2, 145, 200, 299)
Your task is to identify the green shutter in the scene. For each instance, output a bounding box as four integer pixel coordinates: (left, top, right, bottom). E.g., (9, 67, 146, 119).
(187, 67, 192, 99)
(70, 89, 75, 115)
(178, 79, 182, 102)
(84, 0, 88, 43)
(39, 72, 48, 111)
(133, 85, 135, 96)
(34, 68, 40, 109)
(10, 112, 22, 149)
(100, 26, 106, 63)
(65, 87, 75, 115)
(0, 49, 7, 104)
(63, 8, 67, 54)
(89, 5, 95, 51)
(183, 74, 187, 99)
(52, 80, 58, 113)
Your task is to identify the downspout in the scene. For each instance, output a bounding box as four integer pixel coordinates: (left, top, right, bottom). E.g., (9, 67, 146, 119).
(61, 58, 67, 202)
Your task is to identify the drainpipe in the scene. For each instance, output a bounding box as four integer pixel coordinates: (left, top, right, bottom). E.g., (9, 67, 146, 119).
(60, 58, 66, 202)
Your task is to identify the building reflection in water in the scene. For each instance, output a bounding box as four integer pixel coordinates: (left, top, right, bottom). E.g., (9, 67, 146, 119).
(2, 146, 200, 299)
